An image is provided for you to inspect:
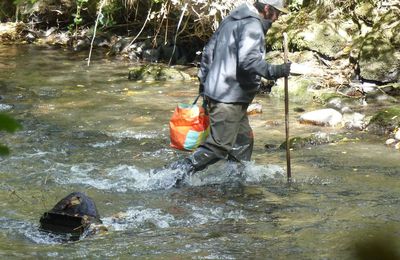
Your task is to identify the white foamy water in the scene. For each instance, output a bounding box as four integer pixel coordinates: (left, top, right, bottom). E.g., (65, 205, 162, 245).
(0, 217, 67, 245)
(186, 161, 285, 186)
(182, 206, 246, 226)
(51, 161, 284, 192)
(243, 162, 285, 182)
(141, 148, 176, 158)
(100, 205, 246, 232)
(0, 103, 13, 111)
(90, 140, 122, 148)
(52, 163, 181, 192)
(105, 130, 163, 140)
(102, 206, 175, 231)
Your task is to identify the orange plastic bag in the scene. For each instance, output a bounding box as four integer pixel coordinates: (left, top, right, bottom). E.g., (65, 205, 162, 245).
(169, 95, 209, 151)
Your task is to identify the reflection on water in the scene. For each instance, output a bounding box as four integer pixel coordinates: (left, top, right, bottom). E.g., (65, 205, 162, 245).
(0, 45, 399, 259)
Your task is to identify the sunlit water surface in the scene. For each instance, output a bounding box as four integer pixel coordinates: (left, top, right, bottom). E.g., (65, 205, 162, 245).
(0, 45, 399, 259)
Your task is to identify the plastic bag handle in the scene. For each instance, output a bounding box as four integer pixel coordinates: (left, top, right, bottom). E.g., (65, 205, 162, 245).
(192, 93, 203, 105)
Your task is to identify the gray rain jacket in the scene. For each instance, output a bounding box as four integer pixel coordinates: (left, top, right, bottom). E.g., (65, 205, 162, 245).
(198, 3, 279, 103)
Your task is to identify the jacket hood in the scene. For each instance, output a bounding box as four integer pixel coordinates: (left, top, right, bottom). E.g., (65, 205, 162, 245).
(230, 3, 260, 20)
(229, 3, 272, 33)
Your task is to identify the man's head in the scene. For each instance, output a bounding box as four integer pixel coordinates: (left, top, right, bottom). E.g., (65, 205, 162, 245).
(254, 0, 288, 22)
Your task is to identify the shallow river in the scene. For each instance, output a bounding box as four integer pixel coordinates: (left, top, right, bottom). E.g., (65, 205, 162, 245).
(0, 45, 399, 259)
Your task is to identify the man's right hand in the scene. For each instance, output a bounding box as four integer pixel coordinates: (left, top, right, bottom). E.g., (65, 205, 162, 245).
(272, 62, 291, 78)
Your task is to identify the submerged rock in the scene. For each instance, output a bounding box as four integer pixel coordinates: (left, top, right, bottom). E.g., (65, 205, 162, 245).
(128, 64, 192, 82)
(279, 132, 348, 150)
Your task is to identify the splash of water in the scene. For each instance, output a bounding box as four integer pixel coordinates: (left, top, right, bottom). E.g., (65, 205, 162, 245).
(51, 161, 285, 192)
(105, 130, 163, 140)
(101, 206, 175, 231)
(0, 217, 68, 245)
(52, 163, 181, 192)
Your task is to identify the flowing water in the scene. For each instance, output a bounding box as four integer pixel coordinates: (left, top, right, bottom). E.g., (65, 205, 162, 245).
(0, 45, 399, 259)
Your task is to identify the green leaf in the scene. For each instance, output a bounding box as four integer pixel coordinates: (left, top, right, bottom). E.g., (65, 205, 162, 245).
(0, 144, 10, 156)
(0, 113, 22, 133)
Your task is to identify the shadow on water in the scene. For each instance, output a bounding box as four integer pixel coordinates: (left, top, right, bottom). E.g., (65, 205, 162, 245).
(1, 45, 399, 258)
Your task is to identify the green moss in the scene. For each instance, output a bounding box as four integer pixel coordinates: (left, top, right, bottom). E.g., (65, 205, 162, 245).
(368, 107, 400, 132)
(270, 77, 318, 103)
(279, 133, 347, 150)
(319, 92, 343, 104)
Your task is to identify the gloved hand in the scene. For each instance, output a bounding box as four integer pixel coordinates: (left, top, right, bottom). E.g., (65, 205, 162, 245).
(271, 62, 291, 79)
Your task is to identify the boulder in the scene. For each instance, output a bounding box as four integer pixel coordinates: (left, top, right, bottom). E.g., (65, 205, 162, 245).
(271, 76, 320, 103)
(40, 192, 102, 240)
(299, 108, 343, 127)
(358, 8, 400, 83)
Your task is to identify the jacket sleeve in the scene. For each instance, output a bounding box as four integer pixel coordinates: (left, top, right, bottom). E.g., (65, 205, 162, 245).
(237, 20, 279, 80)
(197, 32, 218, 87)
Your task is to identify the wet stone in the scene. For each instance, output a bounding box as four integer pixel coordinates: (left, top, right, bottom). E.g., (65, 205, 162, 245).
(299, 108, 343, 127)
(39, 192, 102, 241)
(395, 129, 400, 140)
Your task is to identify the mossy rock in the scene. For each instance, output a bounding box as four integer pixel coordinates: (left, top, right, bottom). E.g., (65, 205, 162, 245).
(128, 64, 192, 82)
(358, 9, 400, 83)
(270, 76, 320, 103)
(266, 10, 309, 51)
(354, 2, 376, 25)
(279, 132, 346, 150)
(359, 36, 400, 83)
(0, 22, 26, 43)
(268, 7, 358, 58)
(292, 20, 352, 58)
(367, 107, 400, 135)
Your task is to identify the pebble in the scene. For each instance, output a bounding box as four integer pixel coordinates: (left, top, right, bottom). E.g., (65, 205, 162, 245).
(385, 138, 396, 146)
(395, 129, 400, 140)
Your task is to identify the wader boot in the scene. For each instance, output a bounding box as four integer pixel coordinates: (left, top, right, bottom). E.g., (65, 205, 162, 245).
(227, 132, 254, 177)
(172, 147, 221, 186)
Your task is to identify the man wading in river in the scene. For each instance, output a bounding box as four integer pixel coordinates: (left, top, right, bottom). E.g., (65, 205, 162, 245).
(165, 0, 291, 183)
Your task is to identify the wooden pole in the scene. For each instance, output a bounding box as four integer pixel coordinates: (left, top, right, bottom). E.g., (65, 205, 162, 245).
(283, 32, 292, 182)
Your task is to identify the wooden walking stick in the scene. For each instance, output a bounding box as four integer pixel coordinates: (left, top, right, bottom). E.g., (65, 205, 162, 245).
(283, 32, 292, 182)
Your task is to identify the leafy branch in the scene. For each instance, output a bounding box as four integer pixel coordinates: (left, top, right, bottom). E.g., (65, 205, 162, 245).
(0, 113, 22, 156)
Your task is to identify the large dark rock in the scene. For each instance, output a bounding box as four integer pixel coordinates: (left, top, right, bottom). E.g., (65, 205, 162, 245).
(39, 192, 101, 240)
